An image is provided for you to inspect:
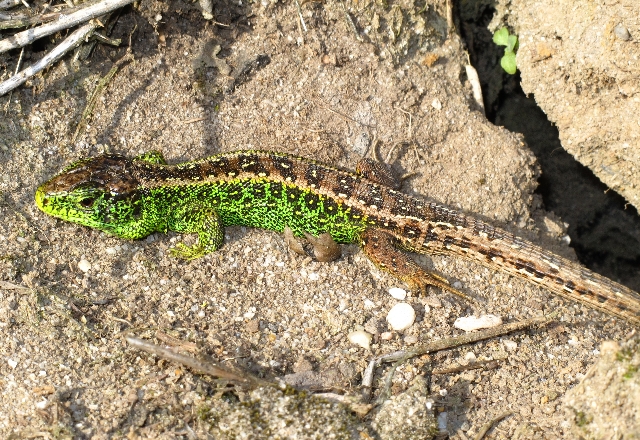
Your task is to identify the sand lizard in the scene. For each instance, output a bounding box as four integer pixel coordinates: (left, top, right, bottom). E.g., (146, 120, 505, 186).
(35, 150, 640, 325)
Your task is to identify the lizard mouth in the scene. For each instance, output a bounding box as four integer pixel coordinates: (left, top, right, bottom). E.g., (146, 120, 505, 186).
(34, 187, 49, 210)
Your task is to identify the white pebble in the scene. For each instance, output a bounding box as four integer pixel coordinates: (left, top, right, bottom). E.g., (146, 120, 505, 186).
(388, 287, 407, 300)
(404, 335, 418, 344)
(503, 339, 518, 351)
(7, 359, 17, 368)
(437, 411, 447, 431)
(78, 259, 91, 273)
(454, 314, 502, 332)
(363, 299, 376, 309)
(348, 330, 373, 350)
(380, 331, 394, 340)
(386, 303, 416, 331)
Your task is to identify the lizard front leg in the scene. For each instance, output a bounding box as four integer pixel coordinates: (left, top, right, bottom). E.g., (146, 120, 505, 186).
(168, 204, 224, 260)
(360, 228, 475, 303)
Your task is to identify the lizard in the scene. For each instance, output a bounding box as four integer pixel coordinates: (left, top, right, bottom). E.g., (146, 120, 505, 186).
(34, 149, 640, 326)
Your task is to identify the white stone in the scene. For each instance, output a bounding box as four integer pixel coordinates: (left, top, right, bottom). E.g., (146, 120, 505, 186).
(35, 399, 48, 409)
(437, 412, 448, 431)
(388, 287, 407, 300)
(380, 332, 394, 340)
(78, 259, 91, 273)
(7, 359, 17, 368)
(454, 314, 502, 332)
(503, 339, 518, 351)
(464, 351, 477, 362)
(363, 299, 376, 309)
(348, 330, 372, 350)
(404, 335, 418, 344)
(386, 303, 416, 331)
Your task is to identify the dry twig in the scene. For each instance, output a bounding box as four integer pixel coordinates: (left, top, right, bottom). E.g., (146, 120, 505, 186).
(473, 411, 513, 440)
(72, 51, 133, 141)
(0, 0, 104, 30)
(0, 0, 134, 53)
(0, 20, 99, 96)
(361, 314, 556, 402)
(125, 335, 271, 387)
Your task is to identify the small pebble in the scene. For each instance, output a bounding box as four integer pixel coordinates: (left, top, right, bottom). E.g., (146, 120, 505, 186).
(352, 132, 370, 156)
(380, 331, 394, 340)
(404, 335, 418, 344)
(293, 357, 313, 373)
(503, 339, 518, 351)
(388, 287, 407, 300)
(386, 303, 416, 331)
(348, 330, 373, 350)
(363, 299, 376, 309)
(246, 319, 259, 333)
(454, 314, 502, 332)
(600, 340, 620, 353)
(364, 317, 384, 335)
(614, 23, 631, 41)
(464, 352, 477, 362)
(423, 296, 442, 308)
(7, 359, 17, 368)
(437, 412, 448, 431)
(78, 259, 91, 273)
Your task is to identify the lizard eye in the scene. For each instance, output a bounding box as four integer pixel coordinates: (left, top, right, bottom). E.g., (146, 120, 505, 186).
(78, 197, 96, 208)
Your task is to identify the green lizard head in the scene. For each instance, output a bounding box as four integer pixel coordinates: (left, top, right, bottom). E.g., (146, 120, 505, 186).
(35, 154, 147, 238)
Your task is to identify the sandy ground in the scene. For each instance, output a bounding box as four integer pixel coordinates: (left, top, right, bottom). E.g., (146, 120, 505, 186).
(0, 0, 638, 438)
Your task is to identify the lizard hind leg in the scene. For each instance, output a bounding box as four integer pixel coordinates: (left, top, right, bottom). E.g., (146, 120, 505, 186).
(360, 228, 476, 304)
(356, 158, 401, 189)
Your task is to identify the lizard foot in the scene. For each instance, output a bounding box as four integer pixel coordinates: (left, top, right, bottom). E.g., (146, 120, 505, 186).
(360, 227, 476, 304)
(169, 242, 207, 260)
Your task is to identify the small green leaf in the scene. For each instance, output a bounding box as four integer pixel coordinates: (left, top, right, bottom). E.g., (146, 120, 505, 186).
(501, 51, 517, 74)
(506, 34, 518, 52)
(493, 27, 510, 46)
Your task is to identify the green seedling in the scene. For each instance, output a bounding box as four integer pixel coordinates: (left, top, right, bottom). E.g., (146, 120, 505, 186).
(493, 27, 519, 74)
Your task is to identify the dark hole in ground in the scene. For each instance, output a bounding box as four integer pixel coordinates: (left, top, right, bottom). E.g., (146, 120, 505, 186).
(457, 2, 640, 291)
